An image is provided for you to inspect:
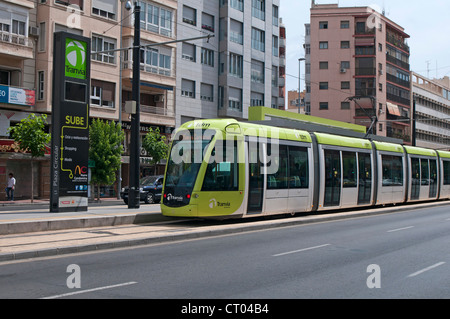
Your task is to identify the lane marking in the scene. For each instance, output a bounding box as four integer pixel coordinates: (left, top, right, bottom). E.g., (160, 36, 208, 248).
(41, 281, 138, 299)
(387, 226, 414, 233)
(272, 244, 330, 257)
(407, 262, 446, 278)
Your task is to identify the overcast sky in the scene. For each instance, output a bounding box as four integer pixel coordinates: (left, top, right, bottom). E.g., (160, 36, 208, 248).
(280, 0, 450, 91)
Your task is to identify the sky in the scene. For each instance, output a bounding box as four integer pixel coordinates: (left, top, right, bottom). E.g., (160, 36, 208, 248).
(280, 0, 450, 92)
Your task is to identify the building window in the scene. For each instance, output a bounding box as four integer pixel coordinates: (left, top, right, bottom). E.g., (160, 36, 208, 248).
(272, 5, 279, 26)
(139, 1, 173, 37)
(252, 28, 265, 52)
(230, 0, 243, 12)
(272, 35, 279, 57)
(200, 83, 214, 102)
(251, 92, 264, 106)
(341, 61, 350, 69)
(319, 102, 328, 110)
(319, 61, 328, 69)
(319, 21, 328, 29)
(341, 41, 350, 49)
(319, 82, 328, 90)
(55, 0, 84, 10)
(92, 35, 116, 64)
(92, 0, 117, 20)
(90, 79, 115, 108)
(182, 43, 196, 62)
(181, 79, 195, 98)
(341, 81, 350, 89)
(38, 71, 45, 101)
(182, 5, 197, 26)
(39, 22, 46, 51)
(201, 12, 214, 32)
(230, 19, 243, 44)
(229, 87, 242, 110)
(341, 101, 350, 109)
(229, 53, 243, 78)
(252, 0, 265, 21)
(201, 48, 214, 67)
(251, 59, 264, 84)
(341, 20, 350, 29)
(319, 41, 328, 49)
(140, 45, 172, 76)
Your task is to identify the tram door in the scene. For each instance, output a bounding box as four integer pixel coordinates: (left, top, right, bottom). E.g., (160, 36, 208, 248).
(429, 160, 438, 198)
(358, 153, 372, 205)
(411, 158, 420, 200)
(247, 141, 263, 213)
(324, 150, 341, 207)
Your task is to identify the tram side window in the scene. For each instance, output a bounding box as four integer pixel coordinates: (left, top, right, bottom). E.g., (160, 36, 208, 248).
(421, 159, 429, 185)
(444, 161, 450, 185)
(202, 141, 239, 191)
(289, 146, 309, 189)
(382, 155, 403, 186)
(342, 152, 357, 188)
(267, 145, 288, 189)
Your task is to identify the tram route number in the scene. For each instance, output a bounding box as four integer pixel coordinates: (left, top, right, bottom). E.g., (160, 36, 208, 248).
(181, 303, 269, 316)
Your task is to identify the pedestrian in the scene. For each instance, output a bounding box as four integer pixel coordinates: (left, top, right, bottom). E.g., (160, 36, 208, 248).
(5, 173, 16, 201)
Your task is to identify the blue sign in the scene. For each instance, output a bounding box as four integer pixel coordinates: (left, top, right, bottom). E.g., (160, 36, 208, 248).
(0, 85, 8, 104)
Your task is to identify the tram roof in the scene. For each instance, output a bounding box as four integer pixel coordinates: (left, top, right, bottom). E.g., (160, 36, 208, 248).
(404, 146, 437, 157)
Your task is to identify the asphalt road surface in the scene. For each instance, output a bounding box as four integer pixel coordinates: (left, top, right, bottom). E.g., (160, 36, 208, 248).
(1, 204, 449, 302)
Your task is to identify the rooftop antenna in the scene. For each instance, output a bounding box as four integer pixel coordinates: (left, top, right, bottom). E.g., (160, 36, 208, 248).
(426, 60, 430, 78)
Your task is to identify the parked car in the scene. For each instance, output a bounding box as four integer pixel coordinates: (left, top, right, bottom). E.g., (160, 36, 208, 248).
(120, 175, 164, 204)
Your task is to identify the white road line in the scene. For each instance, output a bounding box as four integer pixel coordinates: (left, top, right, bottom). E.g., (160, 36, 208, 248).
(407, 262, 446, 278)
(272, 244, 331, 257)
(387, 226, 414, 233)
(41, 281, 138, 299)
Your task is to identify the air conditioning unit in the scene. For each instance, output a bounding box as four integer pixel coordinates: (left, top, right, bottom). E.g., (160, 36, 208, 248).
(340, 68, 346, 73)
(154, 95, 164, 102)
(29, 26, 39, 37)
(379, 69, 383, 75)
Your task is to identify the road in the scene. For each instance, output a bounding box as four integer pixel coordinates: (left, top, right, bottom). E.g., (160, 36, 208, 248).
(0, 204, 449, 302)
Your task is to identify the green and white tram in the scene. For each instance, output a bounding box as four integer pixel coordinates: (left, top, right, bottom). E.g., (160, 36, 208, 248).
(161, 119, 450, 219)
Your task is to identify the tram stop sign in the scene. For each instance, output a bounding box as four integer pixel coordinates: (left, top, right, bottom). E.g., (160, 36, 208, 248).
(50, 32, 90, 212)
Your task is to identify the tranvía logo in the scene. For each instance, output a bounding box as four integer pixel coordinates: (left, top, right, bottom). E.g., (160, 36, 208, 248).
(65, 38, 87, 79)
(209, 198, 217, 208)
(66, 40, 86, 68)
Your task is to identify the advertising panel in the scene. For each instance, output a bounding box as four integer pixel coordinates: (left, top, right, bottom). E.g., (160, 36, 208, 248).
(50, 32, 90, 212)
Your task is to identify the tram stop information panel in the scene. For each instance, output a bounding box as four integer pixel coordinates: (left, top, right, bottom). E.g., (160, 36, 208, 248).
(50, 32, 90, 212)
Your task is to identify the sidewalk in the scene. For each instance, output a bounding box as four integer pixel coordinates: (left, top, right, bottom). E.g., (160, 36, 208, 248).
(0, 197, 123, 208)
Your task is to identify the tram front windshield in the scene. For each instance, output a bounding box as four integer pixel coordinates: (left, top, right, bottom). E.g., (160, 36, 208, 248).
(163, 130, 214, 207)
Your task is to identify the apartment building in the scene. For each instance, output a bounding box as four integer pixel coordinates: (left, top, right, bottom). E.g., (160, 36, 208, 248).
(412, 72, 450, 150)
(0, 0, 177, 199)
(305, 2, 412, 143)
(176, 0, 283, 127)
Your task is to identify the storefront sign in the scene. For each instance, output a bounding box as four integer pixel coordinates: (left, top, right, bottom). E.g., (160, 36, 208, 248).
(0, 85, 35, 106)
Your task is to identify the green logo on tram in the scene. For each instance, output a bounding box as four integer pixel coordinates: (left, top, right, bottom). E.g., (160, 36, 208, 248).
(65, 38, 87, 79)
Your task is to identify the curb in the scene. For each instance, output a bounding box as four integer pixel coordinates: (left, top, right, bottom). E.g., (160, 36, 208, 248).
(1, 200, 449, 262)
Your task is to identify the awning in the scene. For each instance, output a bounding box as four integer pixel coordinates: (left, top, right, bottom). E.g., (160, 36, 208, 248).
(386, 102, 401, 116)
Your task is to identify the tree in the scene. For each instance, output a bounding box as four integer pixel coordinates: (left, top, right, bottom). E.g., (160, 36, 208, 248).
(89, 119, 124, 201)
(142, 127, 169, 175)
(8, 113, 51, 203)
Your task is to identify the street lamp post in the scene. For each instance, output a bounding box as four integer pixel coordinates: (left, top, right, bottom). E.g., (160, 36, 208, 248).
(128, 2, 141, 209)
(298, 58, 305, 113)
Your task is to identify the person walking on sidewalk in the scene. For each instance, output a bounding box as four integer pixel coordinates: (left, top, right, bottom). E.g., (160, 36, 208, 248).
(6, 173, 16, 201)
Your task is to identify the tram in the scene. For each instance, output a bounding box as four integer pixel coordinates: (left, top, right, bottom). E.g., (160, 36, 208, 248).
(161, 119, 450, 219)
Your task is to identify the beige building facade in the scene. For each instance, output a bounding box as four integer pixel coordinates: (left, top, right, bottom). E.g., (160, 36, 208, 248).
(306, 2, 412, 144)
(0, 0, 177, 200)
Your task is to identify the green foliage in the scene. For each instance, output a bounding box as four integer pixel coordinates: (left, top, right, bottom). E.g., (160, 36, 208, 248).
(8, 113, 51, 157)
(141, 127, 169, 173)
(89, 119, 124, 186)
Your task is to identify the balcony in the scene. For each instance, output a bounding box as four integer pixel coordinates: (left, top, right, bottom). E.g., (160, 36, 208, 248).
(386, 54, 410, 71)
(0, 32, 33, 59)
(355, 68, 376, 76)
(387, 93, 411, 107)
(386, 73, 411, 89)
(386, 33, 410, 53)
